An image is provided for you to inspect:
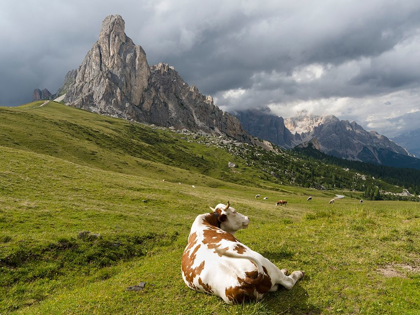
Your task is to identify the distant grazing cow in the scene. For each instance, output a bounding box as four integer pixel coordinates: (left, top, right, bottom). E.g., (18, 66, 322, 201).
(263, 197, 268, 200)
(307, 196, 312, 201)
(329, 199, 335, 204)
(255, 194, 261, 198)
(181, 202, 304, 304)
(276, 200, 287, 206)
(360, 199, 363, 203)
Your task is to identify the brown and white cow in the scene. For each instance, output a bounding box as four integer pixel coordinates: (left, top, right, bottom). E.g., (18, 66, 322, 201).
(181, 202, 304, 304)
(276, 200, 287, 206)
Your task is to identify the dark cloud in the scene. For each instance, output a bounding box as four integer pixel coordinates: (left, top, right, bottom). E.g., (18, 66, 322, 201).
(1, 0, 420, 138)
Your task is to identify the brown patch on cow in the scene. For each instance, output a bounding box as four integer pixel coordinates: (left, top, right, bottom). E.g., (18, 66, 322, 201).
(202, 225, 237, 246)
(233, 244, 246, 254)
(203, 211, 220, 227)
(198, 277, 213, 293)
(225, 266, 273, 303)
(182, 232, 205, 287)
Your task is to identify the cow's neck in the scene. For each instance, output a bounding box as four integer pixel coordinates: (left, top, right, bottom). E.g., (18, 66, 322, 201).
(203, 212, 220, 228)
(220, 224, 237, 235)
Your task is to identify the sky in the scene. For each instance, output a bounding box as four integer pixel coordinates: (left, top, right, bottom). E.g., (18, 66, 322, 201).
(1, 0, 420, 138)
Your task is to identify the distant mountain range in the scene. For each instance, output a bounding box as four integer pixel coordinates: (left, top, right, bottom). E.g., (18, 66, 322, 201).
(31, 14, 420, 170)
(236, 109, 420, 170)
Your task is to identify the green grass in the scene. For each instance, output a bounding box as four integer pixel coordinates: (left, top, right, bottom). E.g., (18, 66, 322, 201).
(1, 102, 419, 314)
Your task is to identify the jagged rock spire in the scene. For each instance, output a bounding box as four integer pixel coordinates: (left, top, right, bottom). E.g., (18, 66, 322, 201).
(60, 15, 251, 142)
(64, 14, 150, 116)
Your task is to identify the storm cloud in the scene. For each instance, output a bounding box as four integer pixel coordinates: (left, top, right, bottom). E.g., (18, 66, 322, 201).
(1, 0, 420, 137)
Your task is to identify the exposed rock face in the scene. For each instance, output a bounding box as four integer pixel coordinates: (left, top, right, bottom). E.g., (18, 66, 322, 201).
(65, 15, 150, 118)
(32, 88, 52, 101)
(285, 110, 327, 136)
(32, 89, 42, 101)
(286, 112, 411, 164)
(55, 69, 77, 97)
(62, 14, 250, 142)
(234, 108, 297, 148)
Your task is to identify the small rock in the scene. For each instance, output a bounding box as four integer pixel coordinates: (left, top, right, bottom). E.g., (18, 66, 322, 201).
(127, 281, 146, 291)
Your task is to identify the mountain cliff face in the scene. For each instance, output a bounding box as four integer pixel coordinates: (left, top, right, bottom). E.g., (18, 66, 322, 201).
(61, 15, 250, 142)
(286, 112, 412, 164)
(234, 109, 297, 148)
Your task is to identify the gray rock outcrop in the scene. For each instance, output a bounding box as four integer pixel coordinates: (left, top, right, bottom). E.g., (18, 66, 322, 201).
(61, 14, 250, 142)
(32, 88, 52, 101)
(55, 69, 77, 97)
(234, 108, 297, 148)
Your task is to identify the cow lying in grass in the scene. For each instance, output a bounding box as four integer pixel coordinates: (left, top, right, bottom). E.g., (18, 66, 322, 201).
(181, 202, 304, 304)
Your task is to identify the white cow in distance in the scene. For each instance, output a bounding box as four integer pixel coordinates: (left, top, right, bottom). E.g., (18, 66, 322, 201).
(181, 202, 304, 304)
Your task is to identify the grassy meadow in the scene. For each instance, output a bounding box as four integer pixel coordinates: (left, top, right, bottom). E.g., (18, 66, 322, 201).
(0, 102, 419, 314)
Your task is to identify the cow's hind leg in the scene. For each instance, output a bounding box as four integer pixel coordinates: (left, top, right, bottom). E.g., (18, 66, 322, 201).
(276, 270, 304, 290)
(261, 258, 304, 290)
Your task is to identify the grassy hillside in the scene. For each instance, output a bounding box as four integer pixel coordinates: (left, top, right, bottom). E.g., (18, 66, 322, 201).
(1, 102, 419, 314)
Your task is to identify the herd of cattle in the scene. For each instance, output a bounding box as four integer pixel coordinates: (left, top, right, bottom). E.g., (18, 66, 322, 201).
(255, 194, 363, 206)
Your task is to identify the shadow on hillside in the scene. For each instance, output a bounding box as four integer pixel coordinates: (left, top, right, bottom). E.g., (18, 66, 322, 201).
(263, 281, 321, 314)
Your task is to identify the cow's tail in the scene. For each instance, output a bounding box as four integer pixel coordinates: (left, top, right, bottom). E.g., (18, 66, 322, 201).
(214, 245, 265, 275)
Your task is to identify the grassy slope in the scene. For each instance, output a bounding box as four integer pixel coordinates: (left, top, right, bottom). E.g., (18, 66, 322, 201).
(1, 102, 419, 314)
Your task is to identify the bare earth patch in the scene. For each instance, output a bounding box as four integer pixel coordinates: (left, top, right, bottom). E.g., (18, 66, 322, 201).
(378, 264, 420, 278)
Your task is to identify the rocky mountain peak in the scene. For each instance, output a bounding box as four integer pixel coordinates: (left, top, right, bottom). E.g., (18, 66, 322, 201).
(234, 108, 297, 148)
(32, 88, 52, 101)
(100, 14, 125, 39)
(153, 62, 175, 73)
(64, 14, 150, 116)
(59, 15, 250, 143)
(285, 111, 339, 135)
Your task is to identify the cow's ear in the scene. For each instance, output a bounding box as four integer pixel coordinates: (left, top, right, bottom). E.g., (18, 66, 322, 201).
(218, 214, 227, 222)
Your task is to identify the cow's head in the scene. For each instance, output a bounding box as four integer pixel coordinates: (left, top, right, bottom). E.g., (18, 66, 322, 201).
(210, 202, 250, 235)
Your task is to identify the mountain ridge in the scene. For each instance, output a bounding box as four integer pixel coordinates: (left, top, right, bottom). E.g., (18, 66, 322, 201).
(235, 108, 419, 169)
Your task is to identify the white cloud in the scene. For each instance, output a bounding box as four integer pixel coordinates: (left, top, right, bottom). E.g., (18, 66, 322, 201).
(292, 64, 324, 83)
(222, 88, 246, 99)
